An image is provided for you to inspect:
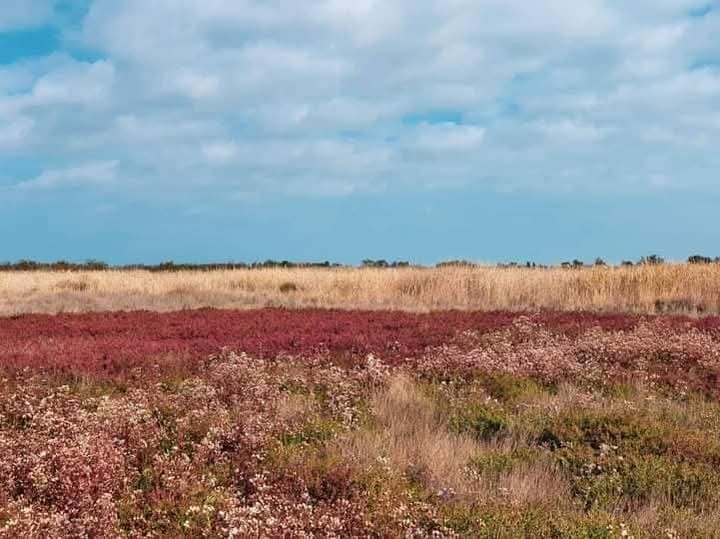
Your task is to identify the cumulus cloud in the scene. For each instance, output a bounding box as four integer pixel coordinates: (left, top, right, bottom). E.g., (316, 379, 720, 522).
(31, 60, 115, 105)
(2, 0, 720, 197)
(16, 161, 119, 191)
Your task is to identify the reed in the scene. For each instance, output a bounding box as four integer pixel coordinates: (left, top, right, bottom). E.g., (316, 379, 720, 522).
(0, 264, 719, 315)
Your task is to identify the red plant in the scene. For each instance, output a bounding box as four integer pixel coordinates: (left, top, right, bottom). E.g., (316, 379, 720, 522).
(0, 308, 718, 375)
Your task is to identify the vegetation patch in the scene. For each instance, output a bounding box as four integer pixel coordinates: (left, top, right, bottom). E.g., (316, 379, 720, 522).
(449, 404, 510, 441)
(2, 313, 720, 536)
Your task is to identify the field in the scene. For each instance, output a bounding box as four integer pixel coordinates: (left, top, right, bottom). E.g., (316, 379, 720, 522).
(2, 263, 720, 315)
(2, 270, 720, 537)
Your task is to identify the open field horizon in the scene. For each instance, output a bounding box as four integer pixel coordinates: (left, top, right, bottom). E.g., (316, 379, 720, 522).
(2, 263, 720, 316)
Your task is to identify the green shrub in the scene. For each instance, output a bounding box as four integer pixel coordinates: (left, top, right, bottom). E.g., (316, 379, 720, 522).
(449, 404, 509, 441)
(479, 373, 551, 403)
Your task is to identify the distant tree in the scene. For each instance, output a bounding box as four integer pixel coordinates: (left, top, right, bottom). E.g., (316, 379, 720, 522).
(639, 255, 664, 266)
(84, 259, 109, 270)
(594, 257, 607, 267)
(16, 260, 38, 270)
(621, 260, 634, 267)
(361, 259, 390, 268)
(688, 255, 713, 265)
(572, 259, 584, 268)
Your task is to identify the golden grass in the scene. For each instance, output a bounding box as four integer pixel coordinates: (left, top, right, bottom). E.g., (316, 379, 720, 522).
(340, 375, 569, 507)
(1, 263, 719, 315)
(343, 374, 482, 497)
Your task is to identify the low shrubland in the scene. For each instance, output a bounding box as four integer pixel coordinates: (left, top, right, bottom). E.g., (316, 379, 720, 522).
(2, 310, 720, 536)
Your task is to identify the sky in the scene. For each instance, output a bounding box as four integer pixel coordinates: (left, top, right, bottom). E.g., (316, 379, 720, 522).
(1, 0, 719, 265)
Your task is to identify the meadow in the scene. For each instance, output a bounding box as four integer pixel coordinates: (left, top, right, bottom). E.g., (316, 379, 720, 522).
(1, 263, 720, 315)
(2, 267, 720, 537)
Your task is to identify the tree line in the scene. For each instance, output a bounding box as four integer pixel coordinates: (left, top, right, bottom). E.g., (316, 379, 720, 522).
(1, 255, 719, 272)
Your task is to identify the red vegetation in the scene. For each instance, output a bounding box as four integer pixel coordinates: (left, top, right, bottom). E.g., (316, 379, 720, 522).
(1, 308, 719, 375)
(0, 308, 510, 373)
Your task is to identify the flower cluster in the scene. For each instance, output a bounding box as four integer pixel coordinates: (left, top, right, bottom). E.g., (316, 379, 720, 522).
(417, 318, 720, 398)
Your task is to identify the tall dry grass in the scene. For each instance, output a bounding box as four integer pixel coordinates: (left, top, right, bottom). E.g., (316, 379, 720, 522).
(1, 264, 719, 315)
(340, 375, 569, 507)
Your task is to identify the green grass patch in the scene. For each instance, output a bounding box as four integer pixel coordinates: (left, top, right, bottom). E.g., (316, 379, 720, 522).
(478, 373, 554, 403)
(449, 403, 510, 441)
(468, 448, 540, 477)
(561, 452, 720, 512)
(546, 410, 668, 455)
(278, 417, 340, 447)
(441, 505, 626, 538)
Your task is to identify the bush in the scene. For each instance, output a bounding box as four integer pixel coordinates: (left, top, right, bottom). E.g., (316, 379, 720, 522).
(449, 404, 509, 441)
(279, 282, 299, 293)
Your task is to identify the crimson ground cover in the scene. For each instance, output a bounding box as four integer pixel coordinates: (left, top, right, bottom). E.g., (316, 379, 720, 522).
(1, 309, 719, 399)
(0, 308, 710, 373)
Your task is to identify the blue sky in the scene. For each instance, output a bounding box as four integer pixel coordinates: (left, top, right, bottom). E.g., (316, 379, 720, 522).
(1, 0, 720, 265)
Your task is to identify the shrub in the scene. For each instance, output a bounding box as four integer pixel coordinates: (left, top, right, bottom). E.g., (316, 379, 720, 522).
(55, 279, 90, 292)
(279, 282, 299, 293)
(449, 404, 509, 441)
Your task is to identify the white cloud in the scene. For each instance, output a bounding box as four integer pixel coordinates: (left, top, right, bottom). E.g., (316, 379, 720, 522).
(3, 0, 720, 197)
(168, 70, 221, 99)
(16, 161, 119, 191)
(0, 0, 54, 31)
(411, 123, 485, 153)
(31, 60, 115, 105)
(0, 116, 34, 148)
(535, 119, 610, 144)
(203, 141, 239, 165)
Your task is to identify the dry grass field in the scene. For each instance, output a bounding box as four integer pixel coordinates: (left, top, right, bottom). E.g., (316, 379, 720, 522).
(1, 263, 720, 316)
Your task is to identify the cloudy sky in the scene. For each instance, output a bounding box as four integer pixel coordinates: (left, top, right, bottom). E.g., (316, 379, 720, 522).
(1, 0, 719, 264)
